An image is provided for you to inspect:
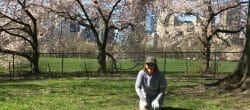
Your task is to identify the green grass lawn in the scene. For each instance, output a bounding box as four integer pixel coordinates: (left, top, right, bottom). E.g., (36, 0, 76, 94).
(40, 57, 99, 72)
(0, 57, 238, 76)
(39, 57, 238, 74)
(0, 78, 248, 110)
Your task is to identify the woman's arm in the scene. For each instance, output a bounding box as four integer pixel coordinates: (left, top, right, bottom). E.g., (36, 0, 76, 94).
(155, 74, 167, 101)
(135, 71, 146, 100)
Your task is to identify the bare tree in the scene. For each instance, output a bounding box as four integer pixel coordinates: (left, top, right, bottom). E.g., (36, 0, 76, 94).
(0, 0, 46, 75)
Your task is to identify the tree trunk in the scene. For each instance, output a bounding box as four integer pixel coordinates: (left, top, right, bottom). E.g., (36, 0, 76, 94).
(97, 49, 107, 75)
(32, 50, 40, 75)
(201, 31, 212, 74)
(32, 23, 40, 75)
(106, 52, 117, 76)
(203, 44, 211, 74)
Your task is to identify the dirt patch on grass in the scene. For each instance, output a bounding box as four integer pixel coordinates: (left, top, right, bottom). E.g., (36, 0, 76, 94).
(169, 81, 250, 110)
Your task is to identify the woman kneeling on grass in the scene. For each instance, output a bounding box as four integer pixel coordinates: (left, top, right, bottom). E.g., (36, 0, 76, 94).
(135, 56, 167, 110)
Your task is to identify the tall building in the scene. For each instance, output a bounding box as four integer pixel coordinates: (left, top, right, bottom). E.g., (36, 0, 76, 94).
(145, 9, 156, 33)
(70, 22, 80, 32)
(81, 28, 95, 42)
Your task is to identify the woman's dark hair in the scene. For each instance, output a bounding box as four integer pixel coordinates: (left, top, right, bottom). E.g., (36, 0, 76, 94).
(143, 63, 159, 73)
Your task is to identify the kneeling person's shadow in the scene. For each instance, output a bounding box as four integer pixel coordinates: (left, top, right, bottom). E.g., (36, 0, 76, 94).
(161, 106, 190, 110)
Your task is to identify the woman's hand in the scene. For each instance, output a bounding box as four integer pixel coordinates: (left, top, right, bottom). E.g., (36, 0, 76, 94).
(151, 99, 159, 109)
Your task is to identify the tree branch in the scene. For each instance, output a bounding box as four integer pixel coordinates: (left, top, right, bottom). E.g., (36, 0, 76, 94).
(0, 48, 31, 61)
(96, 6, 107, 23)
(107, 0, 122, 21)
(212, 27, 244, 35)
(2, 29, 33, 47)
(0, 12, 30, 27)
(214, 2, 248, 16)
(108, 23, 134, 31)
(76, 0, 101, 45)
(215, 33, 230, 47)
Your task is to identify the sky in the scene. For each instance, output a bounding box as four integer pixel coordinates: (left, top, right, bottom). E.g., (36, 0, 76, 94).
(178, 15, 197, 22)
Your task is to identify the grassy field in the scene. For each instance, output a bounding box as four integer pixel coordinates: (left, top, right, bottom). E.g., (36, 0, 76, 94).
(0, 57, 238, 77)
(0, 77, 249, 110)
(39, 57, 238, 74)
